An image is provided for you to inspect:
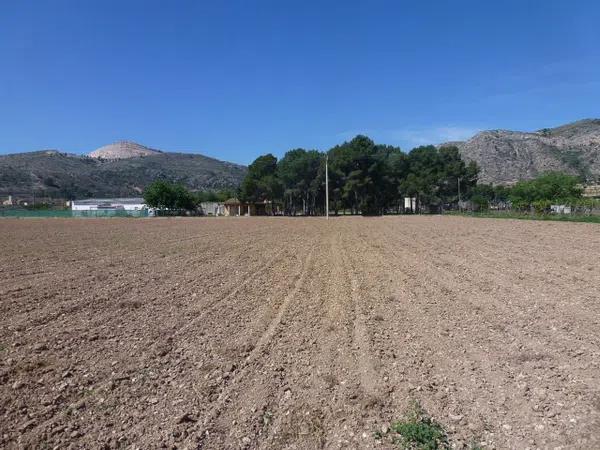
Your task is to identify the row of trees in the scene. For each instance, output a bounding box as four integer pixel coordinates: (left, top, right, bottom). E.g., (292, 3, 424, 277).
(241, 135, 479, 215)
(143, 139, 591, 217)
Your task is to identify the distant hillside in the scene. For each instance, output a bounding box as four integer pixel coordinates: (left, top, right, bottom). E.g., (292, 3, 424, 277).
(441, 119, 600, 185)
(0, 143, 246, 199)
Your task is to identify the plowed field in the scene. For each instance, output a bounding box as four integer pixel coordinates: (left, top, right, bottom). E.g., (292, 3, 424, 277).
(1, 217, 599, 449)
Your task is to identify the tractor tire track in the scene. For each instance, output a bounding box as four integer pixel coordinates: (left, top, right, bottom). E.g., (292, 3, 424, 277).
(195, 244, 316, 448)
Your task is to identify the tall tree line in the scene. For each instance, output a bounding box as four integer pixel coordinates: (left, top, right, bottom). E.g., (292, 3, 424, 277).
(240, 135, 479, 215)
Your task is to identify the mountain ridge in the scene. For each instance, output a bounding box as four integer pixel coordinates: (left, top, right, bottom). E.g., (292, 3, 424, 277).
(2, 119, 599, 200)
(441, 119, 600, 185)
(0, 143, 246, 199)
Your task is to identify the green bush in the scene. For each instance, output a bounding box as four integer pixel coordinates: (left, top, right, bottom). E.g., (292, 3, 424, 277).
(532, 199, 551, 214)
(470, 194, 489, 211)
(509, 172, 582, 209)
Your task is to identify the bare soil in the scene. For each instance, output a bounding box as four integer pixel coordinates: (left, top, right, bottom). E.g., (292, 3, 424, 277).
(1, 216, 599, 449)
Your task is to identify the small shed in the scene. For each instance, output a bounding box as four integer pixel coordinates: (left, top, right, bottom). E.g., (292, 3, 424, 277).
(223, 199, 270, 216)
(224, 198, 249, 216)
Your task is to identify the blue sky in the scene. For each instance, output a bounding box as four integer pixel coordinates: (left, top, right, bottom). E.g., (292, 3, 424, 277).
(1, 0, 599, 164)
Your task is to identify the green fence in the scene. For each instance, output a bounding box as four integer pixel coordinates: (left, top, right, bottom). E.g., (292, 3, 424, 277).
(0, 209, 148, 218)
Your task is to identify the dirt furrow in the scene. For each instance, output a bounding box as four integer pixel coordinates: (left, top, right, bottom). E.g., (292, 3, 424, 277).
(195, 242, 317, 449)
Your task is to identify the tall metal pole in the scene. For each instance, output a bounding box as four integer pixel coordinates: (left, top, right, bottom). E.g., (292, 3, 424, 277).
(325, 154, 329, 220)
(457, 177, 461, 212)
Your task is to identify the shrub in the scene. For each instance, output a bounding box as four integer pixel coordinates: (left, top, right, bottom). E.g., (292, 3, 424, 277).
(509, 172, 582, 208)
(470, 194, 489, 211)
(532, 199, 551, 214)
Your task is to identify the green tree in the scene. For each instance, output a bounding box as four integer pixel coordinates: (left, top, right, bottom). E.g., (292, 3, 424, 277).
(403, 146, 442, 212)
(143, 180, 196, 210)
(327, 135, 390, 215)
(241, 154, 282, 204)
(277, 149, 322, 215)
(384, 148, 408, 213)
(400, 145, 478, 213)
(173, 184, 196, 210)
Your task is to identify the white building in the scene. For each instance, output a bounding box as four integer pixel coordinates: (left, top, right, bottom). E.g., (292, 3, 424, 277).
(550, 204, 572, 215)
(404, 197, 416, 212)
(71, 198, 147, 216)
(2, 195, 13, 206)
(71, 197, 146, 211)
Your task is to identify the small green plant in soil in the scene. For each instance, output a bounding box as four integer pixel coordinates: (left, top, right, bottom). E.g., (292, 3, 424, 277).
(378, 400, 449, 449)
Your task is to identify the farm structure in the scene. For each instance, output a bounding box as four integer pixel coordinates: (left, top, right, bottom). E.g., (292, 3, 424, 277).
(71, 198, 148, 217)
(224, 198, 281, 216)
(199, 201, 225, 216)
(223, 198, 271, 216)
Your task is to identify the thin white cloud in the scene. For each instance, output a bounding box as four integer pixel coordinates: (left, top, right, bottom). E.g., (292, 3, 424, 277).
(390, 126, 482, 145)
(335, 126, 482, 148)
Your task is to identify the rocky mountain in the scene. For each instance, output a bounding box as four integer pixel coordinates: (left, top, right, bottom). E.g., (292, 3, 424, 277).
(3, 119, 599, 200)
(441, 119, 600, 185)
(88, 141, 162, 159)
(0, 143, 246, 199)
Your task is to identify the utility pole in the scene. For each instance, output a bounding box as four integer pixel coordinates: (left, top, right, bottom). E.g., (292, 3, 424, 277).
(325, 154, 329, 220)
(457, 177, 461, 212)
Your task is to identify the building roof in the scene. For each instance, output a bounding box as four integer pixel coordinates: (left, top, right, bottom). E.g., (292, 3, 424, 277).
(72, 197, 145, 205)
(224, 198, 241, 205)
